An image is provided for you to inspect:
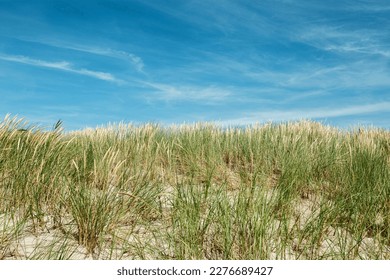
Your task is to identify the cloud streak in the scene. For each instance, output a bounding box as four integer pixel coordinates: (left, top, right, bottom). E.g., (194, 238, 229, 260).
(0, 54, 121, 82)
(52, 45, 145, 73)
(296, 24, 390, 58)
(142, 81, 231, 102)
(217, 102, 390, 126)
(18, 38, 146, 73)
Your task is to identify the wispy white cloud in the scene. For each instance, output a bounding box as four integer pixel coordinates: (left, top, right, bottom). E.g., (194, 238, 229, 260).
(241, 58, 390, 92)
(142, 81, 231, 102)
(345, 2, 390, 12)
(0, 54, 122, 83)
(127, 53, 145, 73)
(296, 25, 390, 58)
(217, 102, 390, 126)
(137, 0, 275, 37)
(324, 44, 390, 58)
(54, 45, 145, 73)
(18, 38, 146, 73)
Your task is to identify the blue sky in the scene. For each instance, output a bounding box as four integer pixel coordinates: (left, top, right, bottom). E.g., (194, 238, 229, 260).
(1, 0, 389, 130)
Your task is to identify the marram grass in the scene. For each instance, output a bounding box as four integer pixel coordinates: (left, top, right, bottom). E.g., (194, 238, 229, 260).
(0, 115, 389, 259)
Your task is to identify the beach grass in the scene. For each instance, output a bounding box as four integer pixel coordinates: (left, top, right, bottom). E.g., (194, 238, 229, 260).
(0, 114, 389, 259)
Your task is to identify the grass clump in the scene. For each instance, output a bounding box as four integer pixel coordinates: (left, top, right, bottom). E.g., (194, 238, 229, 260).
(0, 115, 389, 259)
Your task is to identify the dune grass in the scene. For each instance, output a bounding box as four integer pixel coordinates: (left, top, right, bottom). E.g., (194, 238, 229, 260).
(0, 114, 389, 259)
